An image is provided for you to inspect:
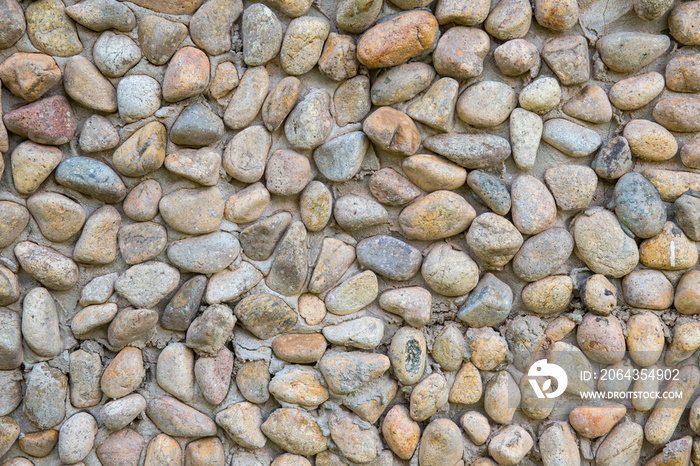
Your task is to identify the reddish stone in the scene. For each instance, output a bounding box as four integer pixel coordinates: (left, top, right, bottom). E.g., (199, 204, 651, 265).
(3, 95, 76, 145)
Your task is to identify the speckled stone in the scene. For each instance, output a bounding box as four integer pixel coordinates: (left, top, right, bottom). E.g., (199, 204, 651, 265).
(356, 235, 422, 281)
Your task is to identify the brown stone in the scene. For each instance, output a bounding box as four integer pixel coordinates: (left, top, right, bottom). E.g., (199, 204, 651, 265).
(96, 428, 144, 466)
(639, 221, 699, 270)
(0, 53, 61, 102)
(271, 334, 327, 363)
(144, 434, 182, 466)
(19, 429, 59, 458)
(101, 347, 144, 399)
(653, 96, 700, 132)
(162, 47, 210, 103)
(569, 404, 626, 438)
(262, 77, 300, 132)
(185, 437, 225, 466)
(124, 0, 205, 15)
(362, 107, 420, 155)
(382, 405, 419, 460)
(64, 55, 117, 113)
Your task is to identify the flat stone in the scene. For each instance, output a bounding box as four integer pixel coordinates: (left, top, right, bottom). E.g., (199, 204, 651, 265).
(272, 334, 327, 363)
(0, 266, 19, 306)
(562, 84, 612, 124)
(146, 396, 217, 438)
(369, 168, 421, 206)
(457, 81, 516, 128)
(267, 221, 308, 296)
(195, 347, 233, 405)
(314, 131, 369, 182)
(325, 270, 378, 316)
(623, 270, 673, 311)
(242, 3, 283, 66)
(0, 309, 22, 370)
(318, 351, 389, 394)
(614, 172, 665, 238)
(423, 133, 511, 169)
(577, 312, 626, 364)
(406, 77, 458, 132)
(534, 0, 578, 30)
(17, 429, 58, 458)
(371, 62, 435, 106)
(123, 179, 161, 221)
(0, 53, 61, 102)
(676, 270, 700, 315)
(542, 118, 602, 157)
(670, 1, 700, 44)
(93, 31, 141, 78)
(0, 201, 29, 248)
(79, 115, 119, 153)
(489, 425, 534, 465)
(234, 293, 297, 340)
(190, 0, 242, 55)
(159, 187, 224, 235)
(240, 212, 292, 261)
(466, 213, 523, 269)
(224, 66, 269, 130)
(308, 238, 356, 294)
(116, 75, 161, 123)
(24, 363, 67, 429)
(66, 0, 135, 31)
(15, 241, 78, 290)
(280, 16, 329, 76)
(418, 418, 462, 465)
(509, 108, 542, 172)
(285, 89, 333, 151)
(101, 393, 147, 431)
(156, 342, 195, 402)
(319, 33, 358, 82)
(114, 261, 180, 308)
(223, 125, 271, 184)
(595, 421, 644, 465)
(483, 370, 520, 424)
(592, 136, 633, 179)
(513, 228, 574, 282)
(137, 15, 187, 66)
(522, 275, 574, 316)
(330, 410, 382, 463)
(71, 303, 118, 339)
(64, 55, 117, 113)
(323, 316, 383, 349)
(421, 244, 478, 298)
(186, 304, 235, 356)
(262, 77, 300, 132)
(382, 405, 419, 460)
(209, 61, 239, 99)
(58, 412, 97, 464)
(357, 235, 422, 281)
(170, 104, 224, 148)
(11, 141, 62, 195)
(26, 0, 83, 57)
(676, 192, 700, 240)
(357, 10, 438, 68)
(643, 168, 700, 201)
(216, 402, 265, 449)
(597, 32, 670, 72)
(511, 175, 557, 235)
(261, 408, 327, 456)
(334, 194, 388, 231)
(609, 71, 665, 110)
(542, 35, 590, 85)
(22, 287, 61, 358)
(162, 275, 206, 331)
(236, 360, 270, 404)
(74, 205, 120, 265)
(96, 429, 144, 466)
(168, 232, 238, 274)
(494, 39, 539, 76)
(544, 164, 597, 211)
(4, 95, 76, 145)
(269, 366, 329, 408)
(225, 182, 270, 224)
(389, 327, 426, 385)
(519, 76, 561, 113)
(399, 190, 475, 240)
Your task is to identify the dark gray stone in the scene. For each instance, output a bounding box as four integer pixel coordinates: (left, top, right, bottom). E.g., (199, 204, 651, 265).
(55, 157, 127, 203)
(356, 235, 422, 281)
(614, 172, 666, 239)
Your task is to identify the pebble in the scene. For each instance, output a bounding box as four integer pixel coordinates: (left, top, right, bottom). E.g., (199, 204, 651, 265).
(0, 417, 20, 458)
(79, 115, 119, 153)
(235, 293, 297, 340)
(242, 4, 282, 66)
(407, 77, 459, 132)
(93, 32, 141, 78)
(262, 77, 300, 131)
(379, 287, 430, 329)
(157, 343, 195, 402)
(676, 192, 700, 241)
(0, 370, 21, 416)
(26, 0, 83, 56)
(272, 454, 312, 466)
(0, 0, 25, 48)
(666, 322, 700, 366)
(318, 33, 357, 82)
(639, 221, 698, 270)
(308, 238, 356, 294)
(312, 132, 367, 184)
(357, 10, 438, 68)
(681, 136, 700, 169)
(460, 411, 490, 445)
(613, 172, 665, 239)
(22, 287, 61, 358)
(577, 313, 626, 364)
(280, 16, 329, 76)
(334, 75, 371, 126)
(513, 228, 574, 282)
(24, 363, 67, 429)
(369, 168, 421, 206)
(0, 266, 19, 306)
(0, 53, 61, 102)
(323, 316, 384, 350)
(224, 66, 269, 130)
(138, 15, 187, 66)
(223, 125, 271, 184)
(670, 1, 700, 44)
(272, 334, 327, 363)
(363, 107, 420, 156)
(101, 393, 147, 431)
(0, 201, 29, 247)
(494, 39, 539, 76)
(64, 56, 117, 113)
(185, 437, 225, 466)
(18, 429, 58, 458)
(356, 235, 422, 281)
(285, 89, 333, 150)
(519, 76, 561, 113)
(469, 327, 508, 370)
(58, 412, 97, 464)
(123, 180, 161, 221)
(399, 191, 475, 240)
(66, 0, 135, 31)
(485, 0, 531, 39)
(69, 349, 102, 408)
(665, 54, 700, 93)
(539, 422, 579, 466)
(544, 164, 597, 211)
(644, 168, 700, 201)
(676, 270, 700, 314)
(597, 32, 670, 72)
(569, 404, 626, 438)
(624, 119, 677, 161)
(298, 182, 331, 232)
(523, 275, 573, 315)
(11, 141, 62, 195)
(432, 325, 464, 371)
(424, 133, 511, 169)
(147, 396, 217, 438)
(609, 71, 665, 110)
(581, 275, 617, 316)
(509, 108, 542, 172)
(653, 96, 700, 132)
(388, 327, 426, 385)
(433, 27, 490, 80)
(162, 47, 210, 103)
(371, 62, 435, 106)
(169, 105, 224, 148)
(74, 205, 121, 265)
(488, 425, 533, 466)
(542, 35, 590, 85)
(595, 421, 644, 465)
(266, 0, 312, 17)
(458, 273, 513, 327)
(402, 154, 466, 193)
(468, 170, 512, 215)
(189, 0, 241, 55)
(4, 95, 76, 145)
(167, 232, 239, 274)
(562, 84, 612, 124)
(534, 0, 579, 30)
(592, 136, 633, 180)
(209, 62, 239, 99)
(159, 187, 224, 235)
(330, 411, 382, 463)
(466, 213, 523, 269)
(511, 175, 557, 234)
(216, 401, 265, 449)
(269, 366, 329, 408)
(193, 347, 232, 405)
(145, 434, 182, 465)
(96, 429, 145, 466)
(645, 365, 700, 445)
(265, 150, 311, 196)
(484, 371, 520, 424)
(186, 304, 235, 356)
(542, 118, 602, 157)
(261, 408, 327, 456)
(108, 307, 158, 349)
(116, 75, 161, 123)
(0, 309, 22, 370)
(422, 244, 478, 297)
(240, 212, 291, 261)
(165, 146, 222, 184)
(418, 417, 462, 466)
(71, 303, 118, 339)
(635, 0, 673, 20)
(325, 270, 378, 316)
(113, 262, 177, 309)
(334, 194, 387, 231)
(336, 0, 382, 32)
(15, 241, 79, 291)
(436, 0, 489, 24)
(457, 81, 516, 127)
(626, 311, 664, 366)
(225, 183, 270, 224)
(382, 405, 419, 460)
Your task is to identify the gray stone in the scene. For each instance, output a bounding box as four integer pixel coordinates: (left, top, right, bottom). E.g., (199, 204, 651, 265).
(117, 75, 161, 123)
(79, 114, 119, 152)
(24, 363, 67, 429)
(189, 0, 242, 55)
(357, 235, 422, 281)
(66, 0, 135, 31)
(280, 16, 330, 76)
(510, 108, 542, 172)
(676, 191, 700, 241)
(334, 194, 388, 231)
(542, 35, 590, 85)
(58, 412, 97, 464)
(223, 66, 269, 130)
(93, 31, 141, 78)
(159, 187, 224, 235)
(319, 351, 390, 394)
(205, 262, 263, 305)
(0, 0, 25, 49)
(423, 133, 511, 169)
(167, 232, 240, 274)
(117, 222, 168, 265)
(267, 221, 308, 296)
(156, 342, 195, 402)
(513, 228, 574, 282)
(314, 132, 369, 182)
(458, 273, 513, 327)
(467, 170, 511, 215)
(389, 327, 427, 385)
(15, 241, 79, 291)
(614, 172, 666, 239)
(337, 0, 382, 33)
(170, 103, 224, 147)
(0, 309, 22, 370)
(240, 212, 292, 261)
(597, 32, 670, 72)
(371, 62, 435, 106)
(186, 304, 235, 356)
(137, 15, 187, 66)
(108, 307, 158, 349)
(234, 293, 297, 340)
(162, 275, 207, 331)
(285, 89, 333, 151)
(114, 261, 180, 308)
(223, 125, 271, 184)
(242, 3, 282, 66)
(542, 118, 602, 157)
(69, 349, 102, 408)
(55, 157, 127, 203)
(100, 393, 147, 431)
(22, 287, 61, 358)
(592, 136, 633, 180)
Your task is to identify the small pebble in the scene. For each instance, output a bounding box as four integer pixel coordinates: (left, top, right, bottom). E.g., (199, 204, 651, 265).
(542, 118, 602, 157)
(592, 136, 633, 180)
(466, 213, 523, 269)
(457, 81, 516, 128)
(433, 27, 489, 80)
(356, 235, 422, 281)
(597, 32, 670, 72)
(421, 243, 479, 297)
(371, 62, 435, 106)
(379, 286, 432, 327)
(458, 273, 513, 327)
